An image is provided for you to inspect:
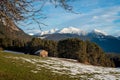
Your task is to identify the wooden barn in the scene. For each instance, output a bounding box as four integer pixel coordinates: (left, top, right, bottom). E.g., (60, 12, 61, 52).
(34, 50, 48, 57)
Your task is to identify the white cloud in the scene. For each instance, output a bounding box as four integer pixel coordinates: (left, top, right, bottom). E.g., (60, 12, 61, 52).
(22, 1, 120, 36)
(93, 16, 99, 19)
(57, 5, 120, 35)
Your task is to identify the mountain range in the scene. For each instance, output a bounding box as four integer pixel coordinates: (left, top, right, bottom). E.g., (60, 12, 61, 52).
(31, 27, 120, 53)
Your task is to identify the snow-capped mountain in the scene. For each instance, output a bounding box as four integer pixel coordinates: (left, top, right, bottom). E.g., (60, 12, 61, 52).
(92, 29, 107, 36)
(87, 29, 108, 39)
(57, 27, 86, 35)
(32, 27, 86, 36)
(41, 27, 108, 40)
(30, 27, 120, 53)
(32, 28, 58, 37)
(28, 33, 34, 36)
(41, 29, 58, 35)
(32, 26, 111, 42)
(32, 27, 109, 37)
(31, 27, 120, 53)
(32, 27, 110, 41)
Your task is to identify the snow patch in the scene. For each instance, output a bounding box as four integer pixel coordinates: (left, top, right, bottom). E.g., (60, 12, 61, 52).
(31, 70, 38, 73)
(58, 27, 86, 35)
(93, 29, 107, 35)
(5, 56, 120, 80)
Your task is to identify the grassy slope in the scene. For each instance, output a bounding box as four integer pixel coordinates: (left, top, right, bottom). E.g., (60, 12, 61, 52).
(0, 51, 120, 80)
(0, 52, 76, 80)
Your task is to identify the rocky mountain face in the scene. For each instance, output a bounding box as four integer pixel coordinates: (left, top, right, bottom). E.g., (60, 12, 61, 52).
(0, 21, 31, 41)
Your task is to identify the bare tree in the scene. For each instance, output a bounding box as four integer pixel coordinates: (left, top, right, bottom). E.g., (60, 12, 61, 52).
(0, 0, 73, 30)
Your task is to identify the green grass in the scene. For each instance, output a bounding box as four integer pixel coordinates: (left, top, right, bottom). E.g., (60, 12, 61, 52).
(0, 52, 77, 80)
(1, 52, 119, 80)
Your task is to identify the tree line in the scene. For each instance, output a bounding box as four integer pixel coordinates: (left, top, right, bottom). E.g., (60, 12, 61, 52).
(0, 37, 115, 67)
(57, 38, 114, 67)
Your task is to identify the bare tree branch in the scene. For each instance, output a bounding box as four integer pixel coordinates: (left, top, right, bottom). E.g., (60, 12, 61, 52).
(0, 0, 75, 30)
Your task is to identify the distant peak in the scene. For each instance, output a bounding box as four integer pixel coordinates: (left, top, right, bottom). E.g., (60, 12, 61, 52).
(92, 29, 107, 35)
(58, 26, 82, 34)
(60, 26, 80, 31)
(28, 33, 34, 36)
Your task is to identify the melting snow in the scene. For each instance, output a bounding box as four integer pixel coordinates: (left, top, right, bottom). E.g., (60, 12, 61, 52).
(31, 70, 38, 73)
(5, 56, 120, 80)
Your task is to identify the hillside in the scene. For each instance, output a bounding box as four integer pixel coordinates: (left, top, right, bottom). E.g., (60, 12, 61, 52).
(0, 52, 120, 80)
(0, 21, 32, 52)
(0, 22, 31, 41)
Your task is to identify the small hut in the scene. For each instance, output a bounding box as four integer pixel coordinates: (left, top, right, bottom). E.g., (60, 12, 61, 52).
(34, 50, 48, 57)
(0, 47, 3, 51)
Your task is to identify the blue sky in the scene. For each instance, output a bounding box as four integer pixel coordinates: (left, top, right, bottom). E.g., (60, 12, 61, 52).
(19, 0, 120, 36)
